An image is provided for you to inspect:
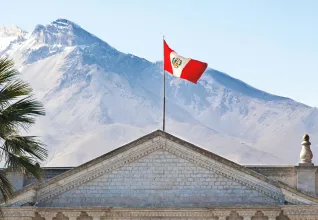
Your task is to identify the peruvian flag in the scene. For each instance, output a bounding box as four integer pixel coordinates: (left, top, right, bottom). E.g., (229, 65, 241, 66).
(164, 40, 208, 84)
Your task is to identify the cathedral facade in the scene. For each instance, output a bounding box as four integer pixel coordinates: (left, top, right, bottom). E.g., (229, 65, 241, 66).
(1, 130, 318, 220)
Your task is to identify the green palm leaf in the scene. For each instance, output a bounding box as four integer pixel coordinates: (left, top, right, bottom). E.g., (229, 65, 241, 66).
(3, 153, 43, 181)
(0, 57, 19, 85)
(0, 96, 45, 132)
(0, 172, 14, 202)
(0, 81, 32, 108)
(2, 136, 47, 161)
(0, 56, 47, 202)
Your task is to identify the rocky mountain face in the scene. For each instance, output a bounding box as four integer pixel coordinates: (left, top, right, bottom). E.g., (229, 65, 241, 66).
(1, 19, 317, 166)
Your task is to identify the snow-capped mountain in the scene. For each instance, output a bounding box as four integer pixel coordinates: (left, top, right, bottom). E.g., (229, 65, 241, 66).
(0, 26, 27, 50)
(1, 19, 317, 166)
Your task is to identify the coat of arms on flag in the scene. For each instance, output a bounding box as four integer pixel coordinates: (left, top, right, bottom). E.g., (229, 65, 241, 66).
(164, 40, 208, 84)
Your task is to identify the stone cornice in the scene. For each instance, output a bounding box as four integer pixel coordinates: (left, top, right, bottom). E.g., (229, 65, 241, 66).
(282, 205, 318, 214)
(0, 186, 37, 207)
(0, 207, 36, 219)
(1, 206, 318, 219)
(0, 184, 38, 206)
(279, 183, 318, 204)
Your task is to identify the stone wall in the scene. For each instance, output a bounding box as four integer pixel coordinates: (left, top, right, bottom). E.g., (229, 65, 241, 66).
(247, 166, 318, 196)
(247, 166, 297, 189)
(24, 168, 71, 187)
(39, 150, 279, 207)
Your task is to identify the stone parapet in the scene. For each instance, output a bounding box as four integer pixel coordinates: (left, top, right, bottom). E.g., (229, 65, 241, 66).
(1, 206, 318, 220)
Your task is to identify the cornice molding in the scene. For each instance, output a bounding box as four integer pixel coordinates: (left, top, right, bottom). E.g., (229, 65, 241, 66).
(0, 188, 37, 207)
(3, 133, 317, 207)
(281, 188, 316, 205)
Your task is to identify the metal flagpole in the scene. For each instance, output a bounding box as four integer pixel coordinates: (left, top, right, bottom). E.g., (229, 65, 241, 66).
(163, 36, 166, 132)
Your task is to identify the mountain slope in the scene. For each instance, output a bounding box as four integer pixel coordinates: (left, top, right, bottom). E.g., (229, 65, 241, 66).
(1, 19, 316, 166)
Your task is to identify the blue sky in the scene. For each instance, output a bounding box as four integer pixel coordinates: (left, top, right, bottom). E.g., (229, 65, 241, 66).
(1, 0, 317, 106)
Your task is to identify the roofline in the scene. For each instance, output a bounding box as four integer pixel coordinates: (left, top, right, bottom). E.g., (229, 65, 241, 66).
(37, 129, 282, 189)
(3, 129, 318, 204)
(0, 166, 302, 170)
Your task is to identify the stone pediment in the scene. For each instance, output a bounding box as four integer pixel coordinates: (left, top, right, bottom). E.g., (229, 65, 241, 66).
(2, 130, 318, 207)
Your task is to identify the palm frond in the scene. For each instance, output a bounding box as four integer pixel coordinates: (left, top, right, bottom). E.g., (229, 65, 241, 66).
(0, 56, 47, 201)
(0, 80, 32, 108)
(0, 56, 19, 85)
(1, 135, 47, 161)
(0, 95, 45, 132)
(0, 172, 14, 202)
(4, 153, 43, 181)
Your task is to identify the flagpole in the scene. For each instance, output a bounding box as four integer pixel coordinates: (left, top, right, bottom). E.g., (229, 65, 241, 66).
(163, 36, 166, 132)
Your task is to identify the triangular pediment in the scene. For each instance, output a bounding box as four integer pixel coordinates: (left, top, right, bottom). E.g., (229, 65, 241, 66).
(39, 148, 283, 207)
(3, 130, 318, 207)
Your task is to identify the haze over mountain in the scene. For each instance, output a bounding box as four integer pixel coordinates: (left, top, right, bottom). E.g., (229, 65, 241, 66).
(1, 19, 317, 166)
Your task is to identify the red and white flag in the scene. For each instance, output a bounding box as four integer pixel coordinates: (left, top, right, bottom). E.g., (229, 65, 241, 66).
(164, 40, 208, 84)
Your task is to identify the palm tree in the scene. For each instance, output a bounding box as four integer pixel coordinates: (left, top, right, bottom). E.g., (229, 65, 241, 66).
(0, 56, 47, 202)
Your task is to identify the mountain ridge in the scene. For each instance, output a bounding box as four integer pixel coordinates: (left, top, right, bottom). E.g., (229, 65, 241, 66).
(0, 19, 310, 106)
(0, 18, 316, 166)
(0, 25, 27, 37)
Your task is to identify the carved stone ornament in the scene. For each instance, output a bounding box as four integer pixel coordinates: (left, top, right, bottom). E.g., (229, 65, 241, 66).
(300, 134, 314, 165)
(237, 210, 256, 220)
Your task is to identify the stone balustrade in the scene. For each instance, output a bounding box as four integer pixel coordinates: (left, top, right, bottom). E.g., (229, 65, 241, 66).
(1, 206, 318, 220)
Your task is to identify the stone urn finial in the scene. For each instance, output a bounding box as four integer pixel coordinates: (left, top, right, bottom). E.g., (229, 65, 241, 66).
(300, 134, 313, 165)
(303, 134, 310, 142)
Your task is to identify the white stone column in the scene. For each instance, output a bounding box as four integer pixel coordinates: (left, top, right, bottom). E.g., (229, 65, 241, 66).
(213, 211, 230, 220)
(262, 211, 280, 220)
(63, 212, 82, 220)
(87, 211, 105, 220)
(237, 210, 256, 220)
